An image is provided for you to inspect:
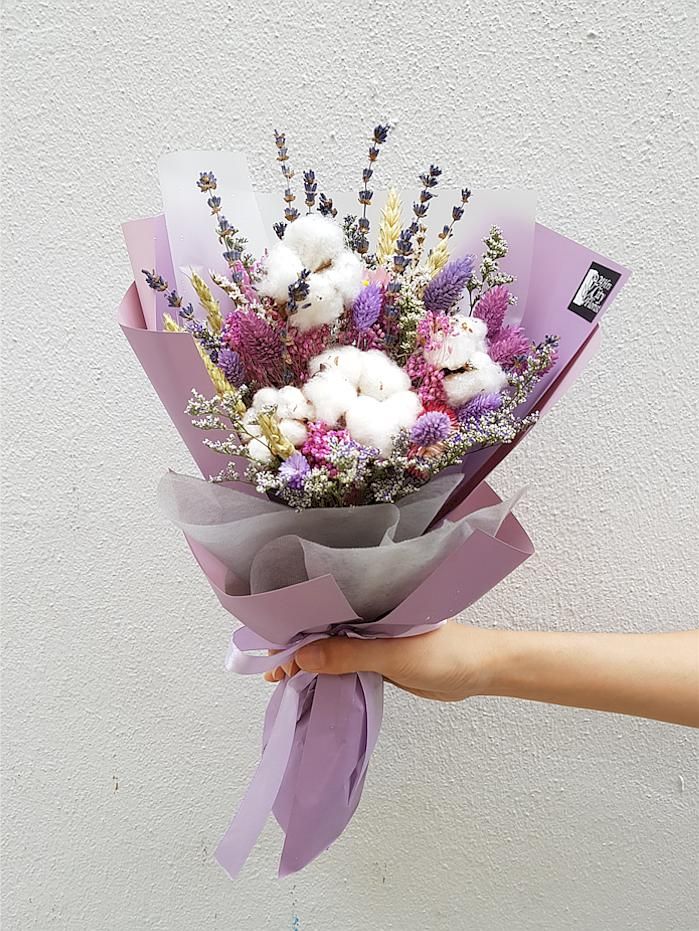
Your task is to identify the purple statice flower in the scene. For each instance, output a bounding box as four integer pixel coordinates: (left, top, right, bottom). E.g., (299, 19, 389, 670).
(457, 393, 502, 423)
(474, 285, 510, 339)
(422, 255, 474, 315)
(488, 325, 530, 368)
(217, 348, 245, 386)
(279, 452, 310, 490)
(352, 283, 383, 331)
(234, 310, 284, 385)
(410, 411, 452, 447)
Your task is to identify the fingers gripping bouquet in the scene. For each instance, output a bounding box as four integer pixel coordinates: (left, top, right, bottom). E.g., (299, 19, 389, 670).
(119, 125, 629, 877)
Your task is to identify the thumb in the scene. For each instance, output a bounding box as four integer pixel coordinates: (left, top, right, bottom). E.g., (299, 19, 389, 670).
(296, 637, 398, 677)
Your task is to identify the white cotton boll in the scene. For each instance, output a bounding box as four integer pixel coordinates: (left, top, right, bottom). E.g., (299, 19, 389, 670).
(282, 214, 345, 272)
(241, 408, 262, 437)
(279, 418, 308, 448)
(252, 387, 280, 410)
(345, 396, 390, 456)
(456, 314, 488, 345)
(308, 345, 364, 386)
(443, 351, 508, 406)
(257, 244, 304, 303)
(424, 317, 488, 371)
(302, 372, 358, 426)
(276, 385, 314, 420)
(358, 349, 411, 400)
(345, 395, 406, 458)
(383, 390, 423, 429)
(323, 251, 365, 304)
(246, 438, 275, 464)
(288, 274, 345, 332)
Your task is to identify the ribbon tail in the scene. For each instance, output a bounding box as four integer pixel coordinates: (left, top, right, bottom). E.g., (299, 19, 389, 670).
(350, 672, 384, 806)
(214, 674, 311, 879)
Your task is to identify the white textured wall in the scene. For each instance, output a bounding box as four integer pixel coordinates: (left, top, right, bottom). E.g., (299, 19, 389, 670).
(2, 1, 698, 928)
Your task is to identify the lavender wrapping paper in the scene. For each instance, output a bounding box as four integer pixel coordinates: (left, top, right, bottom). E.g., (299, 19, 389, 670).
(184, 479, 534, 877)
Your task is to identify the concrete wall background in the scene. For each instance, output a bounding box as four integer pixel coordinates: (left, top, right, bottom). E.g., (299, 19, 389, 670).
(2, 1, 697, 928)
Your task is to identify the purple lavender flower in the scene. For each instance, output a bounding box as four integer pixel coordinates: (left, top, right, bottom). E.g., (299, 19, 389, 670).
(279, 452, 310, 490)
(303, 169, 317, 210)
(423, 255, 474, 314)
(457, 393, 502, 423)
(196, 171, 217, 192)
(141, 268, 168, 292)
(352, 283, 383, 331)
(217, 348, 245, 386)
(474, 285, 510, 339)
(410, 411, 452, 447)
(287, 268, 311, 311)
(488, 325, 530, 368)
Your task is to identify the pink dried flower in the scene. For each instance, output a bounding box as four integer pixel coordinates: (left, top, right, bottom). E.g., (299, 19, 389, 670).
(234, 310, 285, 386)
(488, 325, 530, 368)
(416, 312, 453, 351)
(474, 285, 510, 340)
(233, 260, 259, 304)
(338, 320, 386, 352)
(286, 324, 331, 383)
(406, 350, 448, 406)
(417, 366, 447, 406)
(302, 421, 351, 476)
(362, 324, 387, 351)
(222, 311, 243, 348)
(406, 351, 427, 381)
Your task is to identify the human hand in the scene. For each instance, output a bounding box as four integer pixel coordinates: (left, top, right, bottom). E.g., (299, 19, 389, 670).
(263, 621, 497, 702)
(263, 625, 699, 725)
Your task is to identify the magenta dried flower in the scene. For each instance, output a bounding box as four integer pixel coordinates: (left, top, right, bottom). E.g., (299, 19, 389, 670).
(302, 422, 354, 477)
(488, 325, 530, 368)
(417, 366, 447, 406)
(286, 324, 331, 383)
(416, 311, 453, 351)
(474, 285, 510, 339)
(235, 311, 284, 385)
(423, 255, 474, 315)
(406, 351, 427, 382)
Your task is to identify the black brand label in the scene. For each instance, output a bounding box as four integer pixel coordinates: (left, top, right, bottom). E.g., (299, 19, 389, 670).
(568, 262, 621, 322)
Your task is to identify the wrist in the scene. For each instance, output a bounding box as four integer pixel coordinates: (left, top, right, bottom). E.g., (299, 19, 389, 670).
(457, 625, 517, 698)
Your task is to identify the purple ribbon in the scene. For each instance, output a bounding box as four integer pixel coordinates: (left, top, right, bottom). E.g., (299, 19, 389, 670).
(215, 618, 446, 878)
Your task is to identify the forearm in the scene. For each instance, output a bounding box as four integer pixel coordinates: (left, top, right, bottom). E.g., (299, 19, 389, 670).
(481, 629, 699, 727)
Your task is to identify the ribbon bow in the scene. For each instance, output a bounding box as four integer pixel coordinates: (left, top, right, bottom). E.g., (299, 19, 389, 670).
(215, 617, 445, 878)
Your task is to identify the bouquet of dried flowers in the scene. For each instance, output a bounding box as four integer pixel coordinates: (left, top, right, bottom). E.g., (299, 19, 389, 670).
(119, 125, 628, 879)
(142, 125, 557, 509)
